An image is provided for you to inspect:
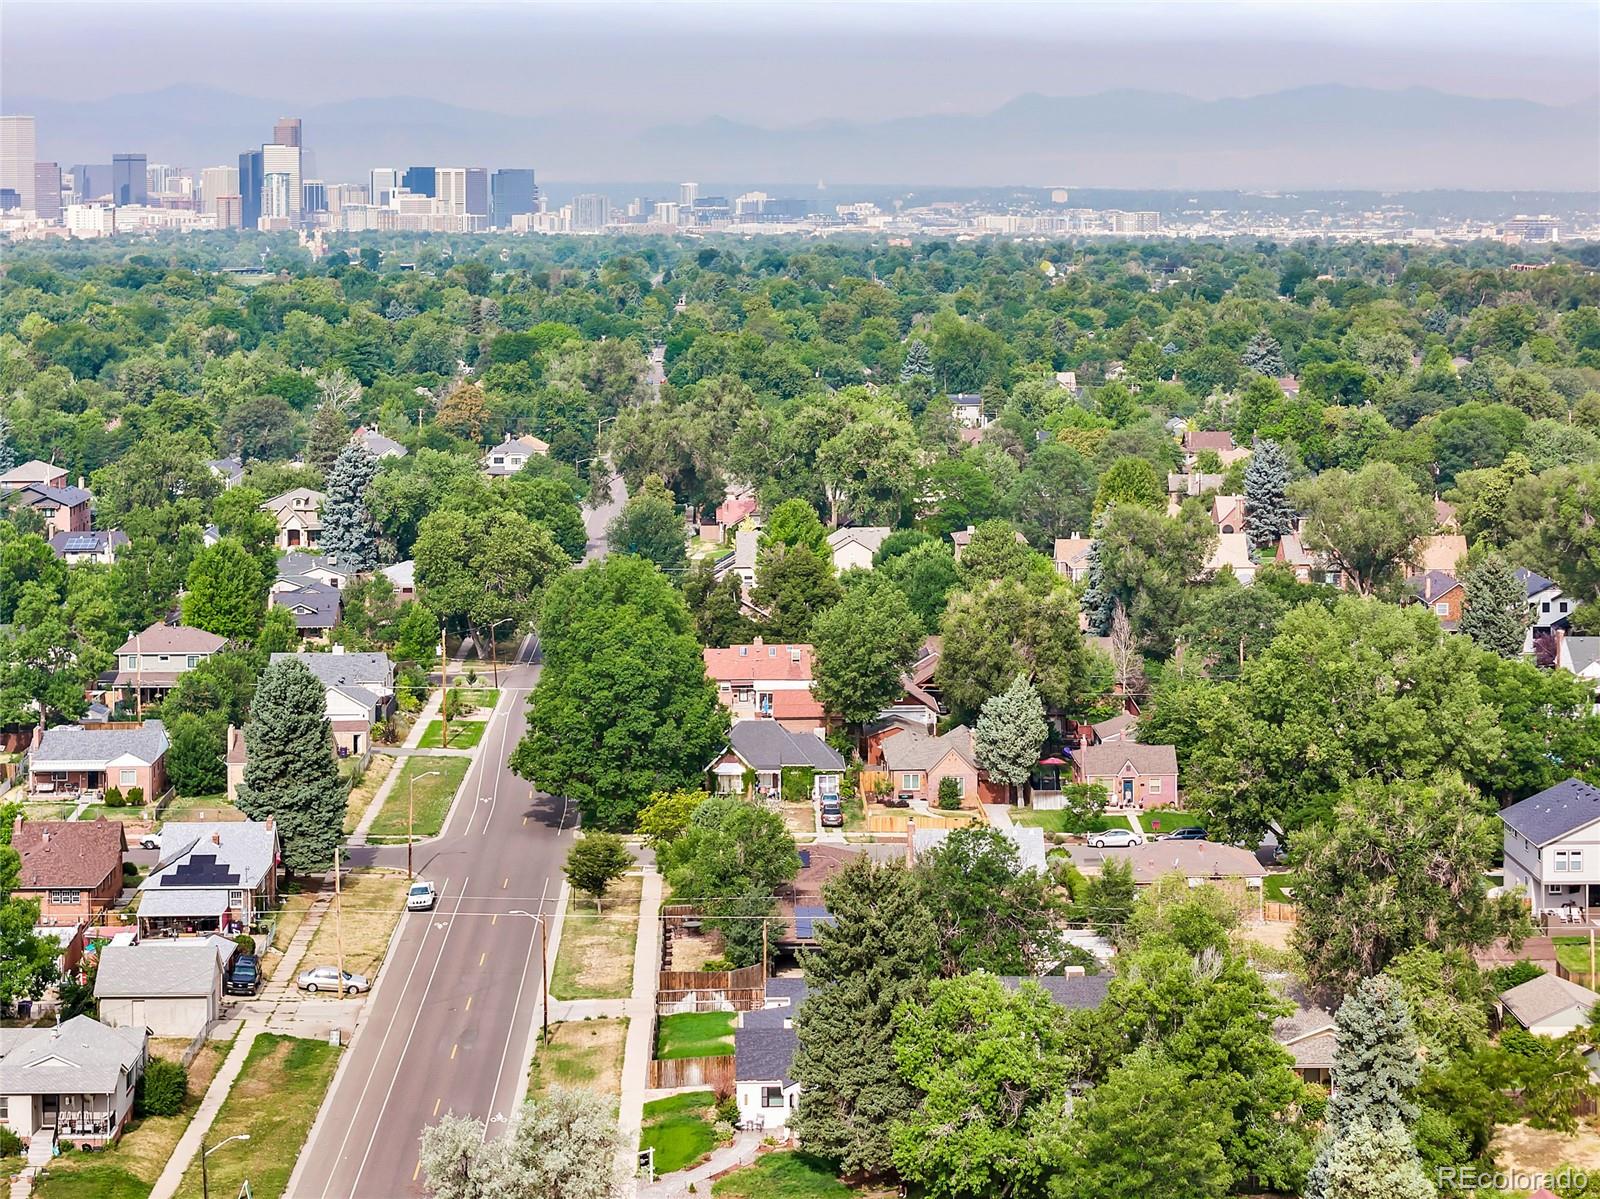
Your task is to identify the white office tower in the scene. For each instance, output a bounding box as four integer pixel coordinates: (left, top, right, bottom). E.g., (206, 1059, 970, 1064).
(370, 168, 399, 206)
(0, 115, 38, 213)
(652, 201, 679, 225)
(680, 181, 698, 208)
(262, 172, 294, 222)
(200, 165, 240, 215)
(260, 143, 302, 220)
(572, 193, 610, 232)
(434, 167, 467, 215)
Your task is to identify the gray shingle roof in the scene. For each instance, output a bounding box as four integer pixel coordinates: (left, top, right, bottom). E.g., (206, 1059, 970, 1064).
(0, 1016, 145, 1096)
(879, 724, 975, 773)
(1516, 567, 1558, 599)
(115, 623, 226, 655)
(143, 822, 278, 892)
(276, 552, 355, 579)
(1564, 636, 1600, 674)
(734, 1026, 799, 1085)
(1500, 973, 1600, 1028)
(999, 974, 1110, 1009)
(95, 941, 222, 998)
(271, 651, 393, 691)
(271, 582, 342, 629)
(1500, 779, 1600, 847)
(1076, 742, 1178, 777)
(49, 529, 129, 557)
(32, 720, 170, 769)
(727, 722, 845, 771)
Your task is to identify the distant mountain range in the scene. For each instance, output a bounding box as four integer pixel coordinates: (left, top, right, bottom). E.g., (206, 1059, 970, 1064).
(7, 83, 1597, 191)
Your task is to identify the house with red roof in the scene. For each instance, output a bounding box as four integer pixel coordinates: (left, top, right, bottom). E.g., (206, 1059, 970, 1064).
(10, 816, 128, 924)
(703, 638, 827, 735)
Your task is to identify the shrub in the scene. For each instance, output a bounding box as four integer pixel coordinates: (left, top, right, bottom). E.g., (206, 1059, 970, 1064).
(702, 957, 736, 972)
(0, 1126, 21, 1157)
(126, 786, 145, 808)
(937, 776, 963, 810)
(442, 689, 477, 719)
(715, 1094, 740, 1125)
(234, 934, 256, 953)
(123, 861, 139, 878)
(136, 1057, 188, 1117)
(780, 767, 814, 805)
(104, 786, 124, 808)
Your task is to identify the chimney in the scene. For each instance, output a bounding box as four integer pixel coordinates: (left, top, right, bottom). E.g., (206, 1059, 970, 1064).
(10, 814, 21, 841)
(211, 831, 222, 846)
(752, 635, 764, 650)
(30, 725, 43, 751)
(331, 644, 346, 656)
(41, 830, 50, 845)
(904, 817, 916, 868)
(266, 815, 276, 831)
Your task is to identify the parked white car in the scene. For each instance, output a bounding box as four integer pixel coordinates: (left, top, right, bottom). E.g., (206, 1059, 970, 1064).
(1088, 828, 1145, 849)
(138, 832, 162, 850)
(407, 880, 437, 911)
(297, 966, 369, 994)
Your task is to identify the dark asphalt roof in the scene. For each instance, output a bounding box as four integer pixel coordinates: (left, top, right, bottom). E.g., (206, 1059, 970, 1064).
(1501, 778, 1600, 846)
(1000, 974, 1110, 1009)
(728, 721, 846, 771)
(1516, 567, 1557, 598)
(734, 1026, 799, 1085)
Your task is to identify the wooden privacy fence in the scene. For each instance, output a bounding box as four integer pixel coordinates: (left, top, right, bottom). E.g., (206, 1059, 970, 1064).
(658, 964, 766, 1013)
(866, 812, 974, 834)
(1261, 901, 1298, 924)
(648, 1053, 737, 1094)
(1557, 959, 1600, 990)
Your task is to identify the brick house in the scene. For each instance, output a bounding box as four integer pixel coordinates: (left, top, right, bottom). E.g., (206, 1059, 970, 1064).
(10, 816, 127, 925)
(7, 483, 91, 538)
(1074, 742, 1179, 810)
(28, 721, 170, 801)
(702, 639, 826, 735)
(0, 459, 69, 491)
(1410, 569, 1464, 630)
(872, 724, 994, 808)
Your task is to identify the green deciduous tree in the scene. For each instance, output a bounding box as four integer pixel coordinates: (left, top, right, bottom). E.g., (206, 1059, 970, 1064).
(563, 832, 633, 909)
(752, 543, 842, 642)
(604, 474, 685, 575)
(878, 540, 960, 633)
(1093, 455, 1164, 516)
(1090, 502, 1216, 657)
(937, 579, 1099, 722)
(973, 674, 1048, 803)
(165, 710, 228, 796)
(1289, 462, 1434, 595)
(235, 657, 348, 874)
(811, 574, 924, 728)
(760, 498, 829, 553)
(181, 538, 267, 641)
(919, 826, 1063, 976)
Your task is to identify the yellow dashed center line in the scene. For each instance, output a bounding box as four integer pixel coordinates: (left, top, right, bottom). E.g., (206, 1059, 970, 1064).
(502, 878, 508, 889)
(465, 995, 473, 1011)
(450, 1042, 459, 1060)
(413, 1159, 422, 1182)
(479, 952, 486, 966)
(432, 1096, 441, 1116)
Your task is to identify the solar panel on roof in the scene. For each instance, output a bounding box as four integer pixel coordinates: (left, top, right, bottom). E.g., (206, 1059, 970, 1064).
(64, 535, 98, 550)
(159, 853, 242, 888)
(793, 905, 834, 940)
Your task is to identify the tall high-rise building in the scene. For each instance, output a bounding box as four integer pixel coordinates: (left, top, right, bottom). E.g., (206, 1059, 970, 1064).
(32, 162, 61, 220)
(238, 150, 263, 230)
(572, 192, 610, 232)
(200, 165, 239, 215)
(273, 117, 302, 149)
(680, 181, 699, 208)
(302, 179, 328, 214)
(465, 168, 489, 220)
(401, 166, 436, 198)
(112, 153, 147, 205)
(262, 172, 294, 222)
(70, 164, 112, 203)
(434, 167, 467, 215)
(215, 194, 243, 229)
(490, 168, 536, 228)
(261, 143, 301, 221)
(0, 116, 37, 213)
(370, 168, 399, 206)
(146, 162, 181, 195)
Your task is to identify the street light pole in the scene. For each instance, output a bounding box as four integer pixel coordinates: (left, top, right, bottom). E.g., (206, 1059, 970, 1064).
(408, 769, 441, 879)
(488, 617, 513, 689)
(201, 1132, 251, 1199)
(509, 909, 550, 1045)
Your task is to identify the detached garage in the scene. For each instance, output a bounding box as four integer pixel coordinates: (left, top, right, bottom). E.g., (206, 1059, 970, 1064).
(95, 941, 227, 1038)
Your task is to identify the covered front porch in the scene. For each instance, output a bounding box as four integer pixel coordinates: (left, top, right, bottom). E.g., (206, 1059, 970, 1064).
(135, 887, 247, 938)
(8, 1092, 124, 1148)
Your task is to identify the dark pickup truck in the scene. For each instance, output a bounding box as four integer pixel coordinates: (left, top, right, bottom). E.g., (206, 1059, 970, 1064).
(225, 953, 261, 996)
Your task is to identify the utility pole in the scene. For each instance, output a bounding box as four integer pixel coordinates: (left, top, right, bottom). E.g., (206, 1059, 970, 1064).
(407, 770, 440, 879)
(539, 916, 550, 1045)
(439, 625, 450, 749)
(334, 848, 345, 1000)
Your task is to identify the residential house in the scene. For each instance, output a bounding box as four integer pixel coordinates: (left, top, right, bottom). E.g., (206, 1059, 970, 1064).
(1413, 533, 1469, 575)
(1180, 430, 1247, 470)
(1520, 568, 1575, 660)
(206, 458, 243, 489)
(914, 822, 1048, 872)
(9, 816, 127, 926)
(7, 483, 91, 538)
(112, 624, 226, 707)
(47, 529, 128, 565)
(873, 723, 985, 808)
(1557, 637, 1600, 703)
(1499, 974, 1600, 1037)
(702, 639, 826, 734)
(270, 649, 395, 760)
(825, 526, 890, 573)
(1275, 532, 1341, 588)
(1410, 570, 1465, 630)
(260, 488, 324, 550)
(275, 552, 356, 590)
(225, 724, 246, 802)
(481, 434, 550, 476)
(1501, 778, 1600, 918)
(1053, 534, 1094, 582)
(1091, 712, 1137, 743)
(95, 939, 232, 1038)
(1073, 741, 1179, 810)
(713, 528, 760, 591)
(380, 559, 416, 602)
(354, 426, 407, 459)
(867, 639, 945, 738)
(136, 820, 280, 937)
(0, 1016, 147, 1148)
(1435, 497, 1459, 531)
(1271, 983, 1337, 1086)
(1086, 841, 1267, 887)
(1054, 370, 1079, 393)
(734, 977, 807, 1131)
(28, 721, 170, 802)
(1206, 531, 1258, 584)
(1168, 471, 1225, 497)
(270, 579, 342, 641)
(0, 459, 69, 491)
(708, 722, 845, 802)
(1210, 494, 1246, 535)
(950, 393, 988, 428)
(699, 494, 759, 544)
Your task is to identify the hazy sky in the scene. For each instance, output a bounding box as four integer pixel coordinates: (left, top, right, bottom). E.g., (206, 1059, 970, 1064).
(6, 0, 1597, 120)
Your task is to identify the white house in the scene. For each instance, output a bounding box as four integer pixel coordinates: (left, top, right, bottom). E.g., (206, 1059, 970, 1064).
(1557, 637, 1600, 710)
(482, 435, 549, 476)
(1501, 778, 1600, 919)
(733, 978, 806, 1132)
(1500, 973, 1600, 1037)
(95, 939, 231, 1038)
(825, 526, 890, 573)
(1519, 568, 1574, 656)
(950, 393, 988, 429)
(270, 649, 395, 761)
(0, 1016, 147, 1149)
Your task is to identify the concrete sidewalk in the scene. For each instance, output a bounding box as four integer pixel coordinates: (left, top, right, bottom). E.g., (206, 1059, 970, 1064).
(615, 868, 664, 1182)
(638, 1129, 764, 1197)
(147, 1020, 263, 1199)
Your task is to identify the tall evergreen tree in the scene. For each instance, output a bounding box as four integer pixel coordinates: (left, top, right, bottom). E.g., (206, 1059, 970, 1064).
(1240, 331, 1288, 378)
(1244, 438, 1295, 551)
(320, 443, 379, 571)
(973, 673, 1048, 804)
(235, 658, 348, 874)
(1459, 553, 1528, 658)
(1307, 976, 1431, 1199)
(791, 857, 939, 1177)
(1079, 525, 1115, 636)
(900, 338, 934, 383)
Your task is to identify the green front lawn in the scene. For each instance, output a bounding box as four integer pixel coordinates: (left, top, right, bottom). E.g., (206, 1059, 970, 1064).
(1263, 872, 1299, 903)
(366, 756, 470, 840)
(1139, 810, 1205, 835)
(655, 1011, 736, 1060)
(1012, 809, 1121, 835)
(172, 1034, 342, 1199)
(713, 1152, 856, 1198)
(641, 1091, 720, 1175)
(1555, 937, 1600, 981)
(417, 719, 487, 749)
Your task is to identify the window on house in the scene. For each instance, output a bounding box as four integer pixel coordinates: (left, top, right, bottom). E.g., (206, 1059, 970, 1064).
(48, 890, 81, 905)
(186, 655, 199, 668)
(229, 890, 245, 910)
(158, 654, 170, 664)
(762, 1086, 785, 1108)
(1543, 602, 1552, 613)
(0, 1096, 7, 1120)
(1148, 779, 1163, 794)
(902, 773, 920, 790)
(1434, 603, 1450, 616)
(738, 647, 747, 656)
(758, 692, 773, 715)
(1557, 850, 1584, 873)
(119, 769, 137, 787)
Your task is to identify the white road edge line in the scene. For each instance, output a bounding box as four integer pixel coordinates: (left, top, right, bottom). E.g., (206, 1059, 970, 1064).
(481, 877, 550, 1139)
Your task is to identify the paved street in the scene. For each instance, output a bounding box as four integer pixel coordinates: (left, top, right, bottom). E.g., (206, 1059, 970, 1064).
(290, 633, 572, 1198)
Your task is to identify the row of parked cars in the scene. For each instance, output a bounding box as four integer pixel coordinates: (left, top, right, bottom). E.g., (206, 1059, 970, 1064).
(1085, 825, 1209, 849)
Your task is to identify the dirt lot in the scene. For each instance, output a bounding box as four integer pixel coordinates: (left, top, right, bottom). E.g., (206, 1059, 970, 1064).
(1493, 1121, 1600, 1176)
